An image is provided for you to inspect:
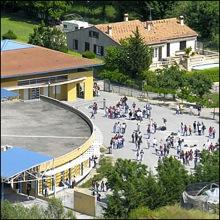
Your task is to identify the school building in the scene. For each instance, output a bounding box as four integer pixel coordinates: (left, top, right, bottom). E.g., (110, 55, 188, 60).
(1, 40, 101, 101)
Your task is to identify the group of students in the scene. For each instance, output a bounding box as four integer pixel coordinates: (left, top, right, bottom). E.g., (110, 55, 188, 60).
(92, 180, 109, 201)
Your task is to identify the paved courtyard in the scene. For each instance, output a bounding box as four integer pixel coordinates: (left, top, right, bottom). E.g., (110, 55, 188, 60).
(66, 91, 219, 174)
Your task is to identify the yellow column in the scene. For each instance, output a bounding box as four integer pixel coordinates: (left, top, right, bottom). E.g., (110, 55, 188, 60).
(67, 82, 77, 101)
(84, 72, 93, 100)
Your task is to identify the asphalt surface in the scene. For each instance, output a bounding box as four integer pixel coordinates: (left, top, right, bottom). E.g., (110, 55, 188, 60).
(66, 91, 219, 174)
(1, 100, 91, 158)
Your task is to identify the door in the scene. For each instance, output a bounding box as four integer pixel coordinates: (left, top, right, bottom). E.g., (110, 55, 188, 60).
(29, 88, 40, 99)
(159, 47, 162, 61)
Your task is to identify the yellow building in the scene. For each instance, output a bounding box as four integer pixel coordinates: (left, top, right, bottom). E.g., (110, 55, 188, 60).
(1, 40, 101, 101)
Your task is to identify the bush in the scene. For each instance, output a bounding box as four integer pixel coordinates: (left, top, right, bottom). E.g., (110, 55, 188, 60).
(82, 51, 96, 59)
(2, 30, 17, 40)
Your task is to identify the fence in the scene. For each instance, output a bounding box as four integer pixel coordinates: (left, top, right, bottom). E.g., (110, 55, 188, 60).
(102, 79, 171, 100)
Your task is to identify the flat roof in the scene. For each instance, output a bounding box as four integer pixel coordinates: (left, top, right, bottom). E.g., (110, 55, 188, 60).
(1, 43, 101, 79)
(1, 89, 19, 100)
(1, 100, 92, 157)
(1, 147, 53, 179)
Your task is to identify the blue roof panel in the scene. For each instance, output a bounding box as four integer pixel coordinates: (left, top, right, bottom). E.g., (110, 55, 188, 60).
(1, 89, 19, 100)
(1, 40, 34, 51)
(1, 147, 53, 179)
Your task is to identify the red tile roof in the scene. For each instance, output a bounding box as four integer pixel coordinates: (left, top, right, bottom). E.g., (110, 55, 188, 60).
(95, 18, 198, 44)
(1, 46, 100, 78)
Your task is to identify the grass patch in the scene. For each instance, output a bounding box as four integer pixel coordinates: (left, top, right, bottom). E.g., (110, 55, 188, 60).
(129, 204, 219, 219)
(204, 93, 219, 108)
(67, 49, 82, 57)
(1, 12, 38, 42)
(187, 67, 219, 82)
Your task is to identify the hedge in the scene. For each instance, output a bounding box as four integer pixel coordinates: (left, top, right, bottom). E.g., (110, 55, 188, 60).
(187, 67, 219, 82)
(2, 29, 17, 40)
(82, 50, 95, 59)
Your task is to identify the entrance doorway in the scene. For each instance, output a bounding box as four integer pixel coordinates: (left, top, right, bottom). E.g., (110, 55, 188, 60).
(77, 83, 84, 99)
(29, 88, 40, 99)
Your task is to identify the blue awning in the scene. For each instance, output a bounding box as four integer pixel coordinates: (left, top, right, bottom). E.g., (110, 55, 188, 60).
(1, 147, 53, 180)
(1, 39, 34, 51)
(1, 89, 19, 100)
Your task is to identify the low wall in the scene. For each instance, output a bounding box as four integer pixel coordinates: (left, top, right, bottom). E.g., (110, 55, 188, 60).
(39, 95, 95, 171)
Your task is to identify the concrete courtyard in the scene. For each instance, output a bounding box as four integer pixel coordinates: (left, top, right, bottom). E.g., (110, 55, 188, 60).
(66, 90, 219, 174)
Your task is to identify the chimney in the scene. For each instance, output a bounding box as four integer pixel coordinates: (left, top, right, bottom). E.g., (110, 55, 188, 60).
(107, 25, 112, 36)
(144, 21, 152, 31)
(124, 13, 129, 22)
(179, 15, 184, 25)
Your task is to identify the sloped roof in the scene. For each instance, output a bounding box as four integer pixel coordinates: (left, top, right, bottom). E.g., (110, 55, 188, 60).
(95, 18, 198, 45)
(1, 41, 101, 78)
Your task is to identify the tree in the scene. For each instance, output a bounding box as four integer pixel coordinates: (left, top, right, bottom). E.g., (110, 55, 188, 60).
(193, 150, 219, 183)
(2, 30, 17, 40)
(156, 156, 191, 206)
(104, 28, 153, 80)
(155, 65, 187, 98)
(28, 22, 68, 53)
(103, 159, 161, 218)
(187, 72, 213, 99)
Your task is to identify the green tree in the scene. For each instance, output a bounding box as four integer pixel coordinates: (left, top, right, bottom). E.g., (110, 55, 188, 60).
(155, 65, 187, 98)
(28, 22, 68, 52)
(120, 27, 153, 79)
(193, 150, 219, 183)
(156, 156, 191, 206)
(104, 28, 153, 80)
(187, 72, 213, 99)
(104, 159, 161, 218)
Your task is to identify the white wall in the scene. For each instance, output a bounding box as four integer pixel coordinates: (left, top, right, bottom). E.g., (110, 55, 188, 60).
(170, 41, 180, 57)
(186, 39, 196, 51)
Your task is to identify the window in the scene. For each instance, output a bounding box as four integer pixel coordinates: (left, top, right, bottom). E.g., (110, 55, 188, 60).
(75, 26, 78, 30)
(93, 31, 99, 39)
(89, 30, 99, 39)
(167, 43, 170, 57)
(85, 42, 90, 51)
(153, 48, 158, 58)
(96, 45, 102, 55)
(63, 24, 67, 28)
(73, 39, 78, 50)
(93, 44, 97, 54)
(180, 41, 186, 50)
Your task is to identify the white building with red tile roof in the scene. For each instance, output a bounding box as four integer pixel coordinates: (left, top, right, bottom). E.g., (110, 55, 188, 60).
(66, 14, 198, 66)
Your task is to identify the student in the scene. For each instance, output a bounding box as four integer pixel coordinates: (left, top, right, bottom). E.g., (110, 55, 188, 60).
(140, 149, 144, 162)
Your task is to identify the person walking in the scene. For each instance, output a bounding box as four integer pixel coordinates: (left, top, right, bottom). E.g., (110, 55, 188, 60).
(101, 181, 105, 192)
(189, 125, 192, 136)
(136, 150, 140, 161)
(193, 121, 196, 133)
(140, 149, 144, 162)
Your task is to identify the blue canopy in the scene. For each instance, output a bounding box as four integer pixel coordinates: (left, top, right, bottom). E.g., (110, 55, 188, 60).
(1, 147, 53, 179)
(1, 89, 19, 100)
(1, 39, 34, 51)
